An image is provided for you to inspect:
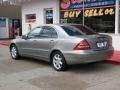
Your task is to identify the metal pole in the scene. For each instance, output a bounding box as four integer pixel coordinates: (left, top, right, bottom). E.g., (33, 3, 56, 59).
(83, 0, 85, 26)
(115, 0, 119, 34)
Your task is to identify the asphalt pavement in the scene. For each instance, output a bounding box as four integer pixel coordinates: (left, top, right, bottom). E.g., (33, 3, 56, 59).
(0, 45, 120, 90)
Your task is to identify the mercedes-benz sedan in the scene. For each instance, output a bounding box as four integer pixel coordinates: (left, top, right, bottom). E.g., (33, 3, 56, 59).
(10, 24, 113, 71)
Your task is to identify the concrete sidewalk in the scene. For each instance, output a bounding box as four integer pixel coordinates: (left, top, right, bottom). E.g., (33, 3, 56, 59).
(0, 45, 120, 90)
(0, 82, 41, 90)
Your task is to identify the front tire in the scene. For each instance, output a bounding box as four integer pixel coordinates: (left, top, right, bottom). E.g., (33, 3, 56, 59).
(10, 45, 20, 60)
(51, 51, 67, 71)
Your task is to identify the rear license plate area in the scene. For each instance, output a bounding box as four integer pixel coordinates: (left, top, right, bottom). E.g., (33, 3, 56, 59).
(96, 41, 108, 48)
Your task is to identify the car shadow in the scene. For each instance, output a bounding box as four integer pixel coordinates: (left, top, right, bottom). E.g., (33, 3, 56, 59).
(18, 57, 114, 73)
(19, 57, 49, 66)
(67, 61, 114, 73)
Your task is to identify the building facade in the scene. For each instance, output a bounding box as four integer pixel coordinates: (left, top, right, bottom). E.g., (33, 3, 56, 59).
(0, 4, 21, 39)
(22, 0, 59, 34)
(22, 0, 119, 34)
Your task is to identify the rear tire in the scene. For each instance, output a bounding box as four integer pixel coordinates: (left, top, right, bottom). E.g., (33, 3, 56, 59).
(51, 51, 67, 71)
(10, 45, 20, 60)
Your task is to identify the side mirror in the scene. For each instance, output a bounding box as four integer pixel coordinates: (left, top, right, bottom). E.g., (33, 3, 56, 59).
(22, 35, 28, 39)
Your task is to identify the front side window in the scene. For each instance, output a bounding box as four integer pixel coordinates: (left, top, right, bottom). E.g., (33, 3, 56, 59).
(40, 26, 58, 38)
(28, 27, 42, 38)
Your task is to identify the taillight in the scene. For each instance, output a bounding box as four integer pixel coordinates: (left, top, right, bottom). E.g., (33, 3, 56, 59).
(74, 39, 91, 50)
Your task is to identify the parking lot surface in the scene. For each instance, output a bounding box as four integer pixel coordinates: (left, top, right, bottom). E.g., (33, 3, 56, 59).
(0, 45, 120, 90)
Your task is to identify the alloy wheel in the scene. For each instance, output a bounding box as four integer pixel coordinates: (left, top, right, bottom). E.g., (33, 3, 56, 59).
(10, 45, 19, 59)
(52, 51, 67, 71)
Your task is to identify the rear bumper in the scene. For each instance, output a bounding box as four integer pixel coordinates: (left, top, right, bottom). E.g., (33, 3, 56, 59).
(63, 48, 113, 65)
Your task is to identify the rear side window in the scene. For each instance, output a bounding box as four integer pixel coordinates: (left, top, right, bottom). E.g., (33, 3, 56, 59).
(61, 26, 82, 36)
(40, 26, 58, 38)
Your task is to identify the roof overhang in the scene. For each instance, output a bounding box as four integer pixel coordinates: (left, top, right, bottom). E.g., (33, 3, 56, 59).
(0, 0, 32, 6)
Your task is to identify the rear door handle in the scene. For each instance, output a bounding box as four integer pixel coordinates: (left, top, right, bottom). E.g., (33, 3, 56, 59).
(50, 40, 55, 47)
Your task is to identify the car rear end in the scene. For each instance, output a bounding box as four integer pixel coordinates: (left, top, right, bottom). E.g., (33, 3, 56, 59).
(60, 25, 113, 65)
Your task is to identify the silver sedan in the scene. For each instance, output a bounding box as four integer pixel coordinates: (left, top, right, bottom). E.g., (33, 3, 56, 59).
(10, 24, 113, 71)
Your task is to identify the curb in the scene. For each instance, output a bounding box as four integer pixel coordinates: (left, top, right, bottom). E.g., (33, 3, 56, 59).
(0, 41, 10, 47)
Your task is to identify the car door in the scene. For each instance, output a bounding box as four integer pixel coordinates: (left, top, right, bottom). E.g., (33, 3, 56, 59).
(35, 26, 58, 61)
(18, 27, 42, 56)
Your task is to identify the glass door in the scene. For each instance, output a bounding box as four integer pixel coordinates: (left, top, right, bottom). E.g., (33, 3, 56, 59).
(44, 9, 53, 24)
(0, 18, 9, 39)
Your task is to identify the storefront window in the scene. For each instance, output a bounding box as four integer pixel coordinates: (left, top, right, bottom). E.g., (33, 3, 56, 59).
(84, 7, 115, 33)
(60, 0, 83, 24)
(60, 0, 115, 33)
(60, 10, 83, 24)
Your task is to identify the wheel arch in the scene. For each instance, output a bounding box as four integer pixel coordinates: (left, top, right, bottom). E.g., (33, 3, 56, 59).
(10, 43, 16, 50)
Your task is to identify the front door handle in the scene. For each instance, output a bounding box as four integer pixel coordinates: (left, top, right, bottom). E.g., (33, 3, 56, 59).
(33, 40, 37, 41)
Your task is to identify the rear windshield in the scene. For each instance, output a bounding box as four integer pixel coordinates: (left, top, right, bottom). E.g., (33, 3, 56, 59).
(61, 25, 96, 36)
(73, 25, 96, 35)
(61, 26, 83, 36)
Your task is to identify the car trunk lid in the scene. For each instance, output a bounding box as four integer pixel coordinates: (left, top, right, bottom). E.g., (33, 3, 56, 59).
(77, 34, 111, 51)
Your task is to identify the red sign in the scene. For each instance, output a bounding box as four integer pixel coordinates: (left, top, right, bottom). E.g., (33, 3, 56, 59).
(60, 0, 115, 10)
(26, 14, 36, 23)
